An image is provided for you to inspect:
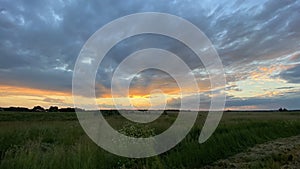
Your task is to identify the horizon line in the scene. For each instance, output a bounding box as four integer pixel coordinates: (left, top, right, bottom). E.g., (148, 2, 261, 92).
(0, 106, 298, 112)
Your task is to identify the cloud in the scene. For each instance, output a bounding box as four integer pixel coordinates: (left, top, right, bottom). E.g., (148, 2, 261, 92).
(0, 67, 72, 93)
(226, 94, 300, 110)
(42, 97, 64, 103)
(1, 0, 300, 109)
(280, 64, 300, 83)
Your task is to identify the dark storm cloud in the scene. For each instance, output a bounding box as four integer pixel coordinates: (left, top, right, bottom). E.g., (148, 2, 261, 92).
(1, 0, 300, 108)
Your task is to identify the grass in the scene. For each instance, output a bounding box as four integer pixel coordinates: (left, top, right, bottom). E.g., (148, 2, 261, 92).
(0, 111, 299, 168)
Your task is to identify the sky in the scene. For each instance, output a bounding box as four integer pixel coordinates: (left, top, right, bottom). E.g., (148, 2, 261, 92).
(0, 0, 300, 110)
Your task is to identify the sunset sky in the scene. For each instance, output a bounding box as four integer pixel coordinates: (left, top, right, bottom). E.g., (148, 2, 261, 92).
(1, 0, 300, 110)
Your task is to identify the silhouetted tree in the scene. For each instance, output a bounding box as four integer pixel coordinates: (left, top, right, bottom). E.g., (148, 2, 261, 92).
(32, 106, 45, 112)
(48, 106, 59, 112)
(59, 107, 75, 112)
(4, 107, 30, 112)
(279, 107, 288, 112)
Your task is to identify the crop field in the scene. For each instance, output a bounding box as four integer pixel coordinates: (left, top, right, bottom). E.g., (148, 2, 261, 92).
(0, 111, 300, 169)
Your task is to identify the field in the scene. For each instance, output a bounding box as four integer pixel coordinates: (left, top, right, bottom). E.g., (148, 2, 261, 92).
(0, 111, 300, 169)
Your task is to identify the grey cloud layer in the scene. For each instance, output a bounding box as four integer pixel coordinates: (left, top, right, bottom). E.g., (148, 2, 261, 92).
(0, 0, 300, 108)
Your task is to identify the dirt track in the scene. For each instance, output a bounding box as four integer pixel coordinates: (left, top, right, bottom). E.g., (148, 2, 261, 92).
(202, 135, 300, 169)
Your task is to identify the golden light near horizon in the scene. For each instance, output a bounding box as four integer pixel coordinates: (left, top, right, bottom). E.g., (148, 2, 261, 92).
(1, 65, 300, 110)
(226, 64, 300, 99)
(0, 83, 181, 109)
(1, 51, 300, 110)
(0, 85, 73, 108)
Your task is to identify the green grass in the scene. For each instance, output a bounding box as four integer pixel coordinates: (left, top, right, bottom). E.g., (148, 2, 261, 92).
(0, 111, 300, 168)
(0, 112, 77, 121)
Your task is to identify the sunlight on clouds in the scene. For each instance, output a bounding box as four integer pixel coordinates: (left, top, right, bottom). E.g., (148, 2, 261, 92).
(0, 85, 69, 97)
(96, 92, 173, 110)
(0, 85, 73, 108)
(227, 65, 300, 98)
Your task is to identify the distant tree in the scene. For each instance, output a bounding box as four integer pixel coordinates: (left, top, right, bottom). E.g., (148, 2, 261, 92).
(4, 107, 30, 112)
(48, 106, 59, 112)
(32, 106, 45, 112)
(59, 107, 75, 112)
(278, 107, 288, 112)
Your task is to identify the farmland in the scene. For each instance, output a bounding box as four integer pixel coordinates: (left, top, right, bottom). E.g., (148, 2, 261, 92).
(0, 111, 300, 169)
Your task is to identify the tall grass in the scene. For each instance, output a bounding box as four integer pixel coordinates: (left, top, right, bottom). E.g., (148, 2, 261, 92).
(0, 112, 300, 169)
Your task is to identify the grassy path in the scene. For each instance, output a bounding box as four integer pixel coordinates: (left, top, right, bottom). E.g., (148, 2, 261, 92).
(203, 135, 300, 169)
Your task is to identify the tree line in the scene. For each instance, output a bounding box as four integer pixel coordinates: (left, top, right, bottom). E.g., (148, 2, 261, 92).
(0, 106, 84, 112)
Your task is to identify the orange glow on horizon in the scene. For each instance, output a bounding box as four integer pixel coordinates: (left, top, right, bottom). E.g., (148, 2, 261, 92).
(0, 85, 72, 108)
(0, 85, 70, 97)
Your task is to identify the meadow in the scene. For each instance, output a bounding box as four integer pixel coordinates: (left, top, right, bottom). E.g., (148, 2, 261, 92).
(0, 111, 300, 169)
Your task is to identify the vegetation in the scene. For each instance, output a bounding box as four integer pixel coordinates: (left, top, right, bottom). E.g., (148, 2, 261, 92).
(0, 111, 299, 169)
